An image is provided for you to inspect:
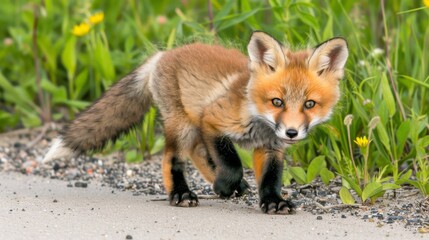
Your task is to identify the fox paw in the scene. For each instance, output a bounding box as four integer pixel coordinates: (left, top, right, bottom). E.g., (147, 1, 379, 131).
(169, 190, 199, 207)
(235, 179, 250, 197)
(213, 174, 243, 198)
(260, 196, 295, 215)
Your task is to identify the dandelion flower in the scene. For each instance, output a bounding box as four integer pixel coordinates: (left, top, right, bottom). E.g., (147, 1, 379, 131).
(363, 99, 372, 106)
(370, 48, 384, 57)
(368, 116, 380, 130)
(424, 0, 429, 7)
(72, 22, 90, 37)
(89, 12, 104, 25)
(344, 114, 353, 126)
(354, 136, 370, 148)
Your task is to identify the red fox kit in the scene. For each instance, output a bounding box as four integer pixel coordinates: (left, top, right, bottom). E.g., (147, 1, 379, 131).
(44, 31, 348, 214)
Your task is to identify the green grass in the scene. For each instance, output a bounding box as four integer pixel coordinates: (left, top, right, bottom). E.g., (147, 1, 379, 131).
(1, 0, 428, 202)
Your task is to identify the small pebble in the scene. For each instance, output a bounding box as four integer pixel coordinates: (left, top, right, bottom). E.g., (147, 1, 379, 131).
(53, 163, 60, 172)
(13, 142, 23, 148)
(317, 216, 323, 220)
(126, 169, 134, 177)
(74, 182, 88, 188)
(385, 219, 394, 224)
(125, 234, 133, 239)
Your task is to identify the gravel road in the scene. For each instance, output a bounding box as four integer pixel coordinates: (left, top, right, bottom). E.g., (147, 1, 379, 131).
(0, 172, 423, 240)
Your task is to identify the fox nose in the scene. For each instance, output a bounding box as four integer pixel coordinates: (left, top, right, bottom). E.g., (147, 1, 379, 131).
(286, 129, 298, 138)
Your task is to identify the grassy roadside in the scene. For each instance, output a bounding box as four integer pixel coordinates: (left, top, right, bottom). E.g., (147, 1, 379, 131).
(0, 0, 428, 203)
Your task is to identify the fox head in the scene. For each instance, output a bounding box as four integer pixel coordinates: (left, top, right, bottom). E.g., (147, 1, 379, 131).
(246, 31, 348, 144)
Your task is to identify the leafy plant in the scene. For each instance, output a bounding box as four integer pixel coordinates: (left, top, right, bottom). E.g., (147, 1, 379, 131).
(408, 135, 429, 195)
(339, 116, 402, 204)
(288, 156, 335, 185)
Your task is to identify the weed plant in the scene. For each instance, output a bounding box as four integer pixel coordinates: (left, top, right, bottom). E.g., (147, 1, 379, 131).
(0, 0, 428, 201)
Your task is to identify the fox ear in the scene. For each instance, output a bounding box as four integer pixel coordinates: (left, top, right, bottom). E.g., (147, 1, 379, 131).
(308, 37, 348, 79)
(248, 31, 287, 72)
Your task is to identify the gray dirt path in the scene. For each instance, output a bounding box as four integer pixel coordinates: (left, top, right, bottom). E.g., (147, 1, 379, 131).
(0, 172, 423, 240)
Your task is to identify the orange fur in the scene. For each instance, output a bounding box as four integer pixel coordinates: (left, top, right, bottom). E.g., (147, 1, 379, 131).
(162, 150, 174, 193)
(253, 148, 267, 185)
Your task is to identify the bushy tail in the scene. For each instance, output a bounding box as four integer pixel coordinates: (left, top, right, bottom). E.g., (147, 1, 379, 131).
(43, 53, 163, 163)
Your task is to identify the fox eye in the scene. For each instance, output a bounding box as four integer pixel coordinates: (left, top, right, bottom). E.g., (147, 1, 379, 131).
(304, 100, 316, 109)
(272, 98, 284, 108)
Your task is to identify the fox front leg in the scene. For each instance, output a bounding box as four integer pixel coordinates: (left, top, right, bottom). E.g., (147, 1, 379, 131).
(204, 136, 248, 198)
(253, 148, 295, 214)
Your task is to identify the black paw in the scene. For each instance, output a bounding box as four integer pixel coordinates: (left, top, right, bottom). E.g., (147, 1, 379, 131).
(213, 172, 243, 198)
(169, 190, 199, 207)
(260, 195, 295, 215)
(235, 179, 250, 197)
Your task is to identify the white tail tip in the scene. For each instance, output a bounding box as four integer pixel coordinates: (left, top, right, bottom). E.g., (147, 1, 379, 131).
(42, 138, 74, 163)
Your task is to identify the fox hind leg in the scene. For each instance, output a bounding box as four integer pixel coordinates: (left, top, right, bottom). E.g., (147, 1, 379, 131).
(189, 143, 216, 184)
(162, 149, 198, 207)
(161, 123, 198, 207)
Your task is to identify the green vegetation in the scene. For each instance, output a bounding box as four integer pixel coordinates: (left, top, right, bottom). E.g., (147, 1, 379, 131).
(1, 0, 428, 203)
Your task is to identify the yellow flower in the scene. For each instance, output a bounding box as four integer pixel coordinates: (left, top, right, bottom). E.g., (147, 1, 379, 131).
(89, 12, 104, 25)
(424, 0, 429, 7)
(354, 136, 370, 148)
(72, 22, 90, 37)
